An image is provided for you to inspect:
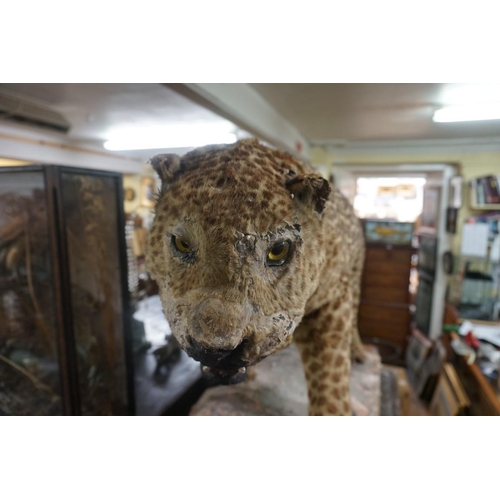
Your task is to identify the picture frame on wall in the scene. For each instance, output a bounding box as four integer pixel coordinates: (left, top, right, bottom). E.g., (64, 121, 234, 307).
(140, 177, 156, 208)
(124, 187, 136, 202)
(362, 219, 414, 246)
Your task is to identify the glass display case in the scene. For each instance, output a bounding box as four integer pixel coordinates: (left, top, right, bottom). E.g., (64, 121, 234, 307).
(448, 216, 500, 322)
(0, 165, 135, 415)
(450, 256, 500, 322)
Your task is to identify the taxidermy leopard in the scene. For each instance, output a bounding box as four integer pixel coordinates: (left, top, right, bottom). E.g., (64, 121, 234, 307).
(146, 138, 366, 416)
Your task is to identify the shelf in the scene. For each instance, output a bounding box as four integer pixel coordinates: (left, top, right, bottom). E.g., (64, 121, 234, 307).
(469, 177, 500, 211)
(470, 203, 500, 210)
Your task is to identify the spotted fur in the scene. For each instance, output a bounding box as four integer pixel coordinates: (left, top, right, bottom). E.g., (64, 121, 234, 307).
(146, 138, 365, 416)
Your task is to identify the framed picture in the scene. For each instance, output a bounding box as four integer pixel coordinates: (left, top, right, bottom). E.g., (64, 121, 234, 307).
(396, 184, 417, 199)
(363, 219, 414, 246)
(140, 177, 156, 208)
(377, 185, 397, 197)
(124, 187, 136, 202)
(429, 363, 470, 416)
(405, 328, 433, 378)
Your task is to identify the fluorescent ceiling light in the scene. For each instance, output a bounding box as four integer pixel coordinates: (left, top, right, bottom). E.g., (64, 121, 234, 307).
(441, 84, 500, 105)
(433, 104, 500, 123)
(104, 128, 237, 151)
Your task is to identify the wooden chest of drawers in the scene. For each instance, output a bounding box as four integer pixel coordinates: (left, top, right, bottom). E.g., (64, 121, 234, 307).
(359, 245, 414, 359)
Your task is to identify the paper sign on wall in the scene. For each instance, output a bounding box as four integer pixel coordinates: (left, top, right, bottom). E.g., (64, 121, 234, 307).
(460, 223, 489, 258)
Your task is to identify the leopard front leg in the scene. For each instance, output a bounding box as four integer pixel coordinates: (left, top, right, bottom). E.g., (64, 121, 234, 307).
(294, 294, 353, 416)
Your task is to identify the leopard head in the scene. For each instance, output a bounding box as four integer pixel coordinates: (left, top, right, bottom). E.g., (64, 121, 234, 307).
(146, 139, 330, 384)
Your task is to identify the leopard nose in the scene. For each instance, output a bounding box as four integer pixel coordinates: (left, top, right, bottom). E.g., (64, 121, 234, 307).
(192, 298, 245, 351)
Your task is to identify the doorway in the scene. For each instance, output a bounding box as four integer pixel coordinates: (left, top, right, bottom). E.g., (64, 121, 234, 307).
(353, 176, 426, 223)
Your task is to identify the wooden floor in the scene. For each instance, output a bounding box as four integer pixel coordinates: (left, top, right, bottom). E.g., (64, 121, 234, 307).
(408, 387, 430, 416)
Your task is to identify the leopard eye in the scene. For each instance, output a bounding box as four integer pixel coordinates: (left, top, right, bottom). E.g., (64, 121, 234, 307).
(172, 235, 192, 254)
(267, 240, 291, 266)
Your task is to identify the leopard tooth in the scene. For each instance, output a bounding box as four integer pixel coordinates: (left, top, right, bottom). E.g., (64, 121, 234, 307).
(238, 367, 247, 374)
(202, 365, 210, 372)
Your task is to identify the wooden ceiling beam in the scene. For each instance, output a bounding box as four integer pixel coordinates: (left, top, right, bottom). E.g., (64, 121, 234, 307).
(165, 83, 310, 161)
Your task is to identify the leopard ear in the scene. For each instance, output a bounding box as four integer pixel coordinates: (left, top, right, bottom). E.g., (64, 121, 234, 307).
(286, 174, 331, 215)
(149, 154, 182, 184)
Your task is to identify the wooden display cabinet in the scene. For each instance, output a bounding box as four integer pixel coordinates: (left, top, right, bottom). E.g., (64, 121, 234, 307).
(0, 165, 135, 415)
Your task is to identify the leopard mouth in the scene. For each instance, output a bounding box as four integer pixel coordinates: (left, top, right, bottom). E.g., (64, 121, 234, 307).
(200, 365, 247, 385)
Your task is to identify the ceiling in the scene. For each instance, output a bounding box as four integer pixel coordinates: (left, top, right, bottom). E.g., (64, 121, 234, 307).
(0, 83, 241, 162)
(1, 83, 500, 167)
(250, 83, 500, 144)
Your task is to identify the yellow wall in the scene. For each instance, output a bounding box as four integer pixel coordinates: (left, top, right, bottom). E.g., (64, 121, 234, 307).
(0, 157, 32, 167)
(311, 148, 500, 182)
(311, 147, 500, 255)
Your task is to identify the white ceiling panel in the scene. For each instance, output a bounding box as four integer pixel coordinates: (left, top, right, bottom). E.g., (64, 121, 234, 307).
(250, 83, 500, 144)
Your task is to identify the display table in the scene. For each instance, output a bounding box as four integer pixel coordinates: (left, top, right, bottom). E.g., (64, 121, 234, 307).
(442, 304, 500, 416)
(190, 344, 382, 416)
